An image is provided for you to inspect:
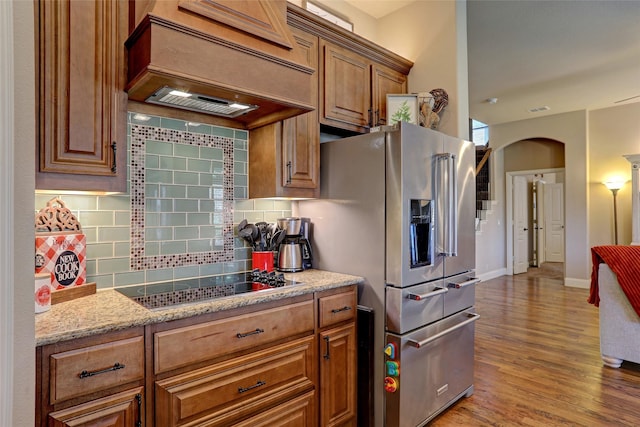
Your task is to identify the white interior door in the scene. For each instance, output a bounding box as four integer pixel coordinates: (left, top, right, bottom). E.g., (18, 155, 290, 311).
(544, 183, 565, 262)
(536, 183, 546, 266)
(513, 176, 529, 274)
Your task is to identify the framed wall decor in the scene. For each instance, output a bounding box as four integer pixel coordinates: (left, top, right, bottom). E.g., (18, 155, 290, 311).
(387, 94, 419, 125)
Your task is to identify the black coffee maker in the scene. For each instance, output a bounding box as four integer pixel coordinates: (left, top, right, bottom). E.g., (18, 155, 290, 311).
(276, 217, 313, 272)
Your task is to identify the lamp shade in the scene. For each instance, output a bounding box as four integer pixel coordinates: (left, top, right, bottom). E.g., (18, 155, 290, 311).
(604, 181, 624, 191)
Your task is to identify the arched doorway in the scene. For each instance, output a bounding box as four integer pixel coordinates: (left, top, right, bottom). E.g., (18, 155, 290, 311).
(503, 138, 565, 280)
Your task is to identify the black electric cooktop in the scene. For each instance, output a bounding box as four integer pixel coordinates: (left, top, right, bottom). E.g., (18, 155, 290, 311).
(115, 270, 303, 310)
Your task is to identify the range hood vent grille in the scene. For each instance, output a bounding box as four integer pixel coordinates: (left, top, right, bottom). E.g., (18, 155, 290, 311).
(146, 86, 259, 118)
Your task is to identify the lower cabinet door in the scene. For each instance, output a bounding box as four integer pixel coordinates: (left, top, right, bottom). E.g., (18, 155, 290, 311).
(319, 323, 357, 427)
(47, 387, 143, 427)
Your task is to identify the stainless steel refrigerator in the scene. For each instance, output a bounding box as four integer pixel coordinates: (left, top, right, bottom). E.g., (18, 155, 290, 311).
(296, 122, 479, 427)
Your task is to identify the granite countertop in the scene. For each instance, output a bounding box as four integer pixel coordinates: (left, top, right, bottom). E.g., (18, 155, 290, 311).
(35, 269, 363, 346)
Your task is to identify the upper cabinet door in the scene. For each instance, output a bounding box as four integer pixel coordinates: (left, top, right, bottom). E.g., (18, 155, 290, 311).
(36, 0, 127, 192)
(320, 40, 371, 132)
(371, 63, 408, 126)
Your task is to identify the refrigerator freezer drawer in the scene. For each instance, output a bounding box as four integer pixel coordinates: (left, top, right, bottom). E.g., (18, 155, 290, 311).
(443, 272, 479, 317)
(384, 310, 479, 427)
(386, 281, 445, 334)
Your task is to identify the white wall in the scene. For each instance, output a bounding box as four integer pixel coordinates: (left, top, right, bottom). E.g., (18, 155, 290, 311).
(6, 1, 36, 424)
(487, 110, 589, 286)
(588, 102, 640, 247)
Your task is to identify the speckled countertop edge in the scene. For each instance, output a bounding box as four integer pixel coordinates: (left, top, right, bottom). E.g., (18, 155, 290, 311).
(35, 269, 364, 346)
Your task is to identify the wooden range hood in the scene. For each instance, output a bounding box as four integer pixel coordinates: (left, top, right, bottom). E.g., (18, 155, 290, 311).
(125, 0, 315, 129)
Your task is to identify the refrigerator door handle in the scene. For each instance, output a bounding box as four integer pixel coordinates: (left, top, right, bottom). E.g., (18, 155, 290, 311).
(407, 287, 448, 301)
(407, 312, 480, 348)
(447, 278, 480, 289)
(436, 153, 457, 257)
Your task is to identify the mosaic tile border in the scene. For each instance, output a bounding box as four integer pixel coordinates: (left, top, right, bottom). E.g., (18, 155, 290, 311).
(130, 125, 235, 270)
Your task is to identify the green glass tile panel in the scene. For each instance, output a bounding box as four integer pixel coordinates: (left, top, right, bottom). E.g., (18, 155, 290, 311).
(145, 242, 160, 256)
(234, 174, 247, 186)
(146, 140, 173, 155)
(146, 198, 173, 212)
(160, 117, 187, 131)
(145, 154, 159, 169)
(160, 240, 187, 255)
(89, 274, 117, 290)
(273, 200, 293, 210)
(80, 211, 114, 227)
(146, 169, 173, 184)
(114, 211, 130, 226)
(175, 226, 199, 240)
(188, 239, 213, 252)
(187, 213, 210, 225)
(174, 143, 199, 158)
(146, 268, 174, 283)
(159, 184, 186, 198)
(114, 242, 130, 257)
(86, 243, 114, 259)
(158, 213, 186, 227)
(85, 259, 97, 276)
(200, 146, 223, 160)
(234, 149, 248, 162)
(212, 160, 224, 174)
(97, 257, 130, 274)
(145, 212, 159, 227)
(234, 187, 247, 199)
(174, 171, 200, 185)
(187, 158, 212, 172)
(97, 227, 130, 242)
(234, 129, 248, 141)
(199, 263, 224, 276)
(173, 265, 200, 279)
(200, 200, 216, 211)
(187, 186, 210, 199)
(200, 173, 214, 186)
(145, 184, 159, 198)
(55, 195, 98, 210)
(82, 227, 98, 244)
(114, 271, 145, 287)
(98, 195, 130, 211)
(212, 126, 234, 138)
(130, 113, 161, 127)
(234, 162, 246, 174)
(160, 156, 187, 171)
(235, 200, 255, 210)
(187, 123, 212, 134)
(145, 227, 173, 241)
(174, 199, 199, 212)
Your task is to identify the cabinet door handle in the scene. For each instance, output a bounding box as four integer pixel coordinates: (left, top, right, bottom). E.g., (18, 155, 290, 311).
(323, 336, 330, 360)
(368, 109, 373, 127)
(286, 161, 292, 184)
(135, 393, 142, 427)
(331, 306, 352, 314)
(238, 380, 266, 393)
(375, 109, 380, 126)
(111, 141, 117, 173)
(78, 362, 125, 379)
(236, 328, 264, 338)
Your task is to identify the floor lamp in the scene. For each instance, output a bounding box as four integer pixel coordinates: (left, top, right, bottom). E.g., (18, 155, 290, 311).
(604, 181, 624, 244)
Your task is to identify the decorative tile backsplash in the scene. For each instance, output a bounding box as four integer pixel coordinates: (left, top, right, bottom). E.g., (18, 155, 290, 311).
(34, 113, 292, 289)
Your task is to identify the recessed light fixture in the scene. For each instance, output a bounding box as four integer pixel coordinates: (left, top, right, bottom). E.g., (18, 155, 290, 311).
(487, 97, 498, 104)
(168, 89, 192, 98)
(528, 106, 550, 113)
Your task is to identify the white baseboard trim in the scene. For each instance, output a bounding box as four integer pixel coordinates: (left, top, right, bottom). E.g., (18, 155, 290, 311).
(476, 268, 507, 282)
(564, 277, 590, 289)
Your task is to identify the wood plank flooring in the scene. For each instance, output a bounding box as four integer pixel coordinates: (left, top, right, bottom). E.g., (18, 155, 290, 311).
(430, 269, 640, 426)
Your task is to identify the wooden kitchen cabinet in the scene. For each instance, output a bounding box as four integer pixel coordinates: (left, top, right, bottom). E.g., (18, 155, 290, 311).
(36, 328, 145, 427)
(249, 26, 320, 199)
(35, 0, 128, 192)
(320, 40, 408, 133)
(287, 4, 412, 135)
(317, 287, 358, 426)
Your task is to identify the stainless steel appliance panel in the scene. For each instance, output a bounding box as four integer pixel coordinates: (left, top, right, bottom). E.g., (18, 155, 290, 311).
(443, 272, 479, 317)
(386, 123, 445, 288)
(384, 310, 479, 427)
(442, 134, 476, 278)
(385, 280, 445, 334)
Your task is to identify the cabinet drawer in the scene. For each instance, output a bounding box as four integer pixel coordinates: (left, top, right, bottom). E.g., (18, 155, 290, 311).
(49, 336, 144, 404)
(318, 288, 357, 329)
(154, 300, 314, 374)
(234, 390, 316, 427)
(155, 336, 316, 426)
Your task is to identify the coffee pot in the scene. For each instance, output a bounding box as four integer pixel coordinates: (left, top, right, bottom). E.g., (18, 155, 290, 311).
(276, 217, 313, 272)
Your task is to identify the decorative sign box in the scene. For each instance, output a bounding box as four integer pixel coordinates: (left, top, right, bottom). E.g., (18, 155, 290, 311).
(35, 232, 86, 290)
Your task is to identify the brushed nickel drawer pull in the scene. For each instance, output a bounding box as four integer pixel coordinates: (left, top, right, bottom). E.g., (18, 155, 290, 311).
(111, 141, 117, 173)
(238, 380, 266, 393)
(331, 306, 352, 314)
(323, 336, 330, 360)
(236, 328, 264, 338)
(79, 362, 125, 379)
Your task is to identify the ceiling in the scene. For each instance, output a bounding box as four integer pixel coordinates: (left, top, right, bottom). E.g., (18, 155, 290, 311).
(345, 0, 640, 126)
